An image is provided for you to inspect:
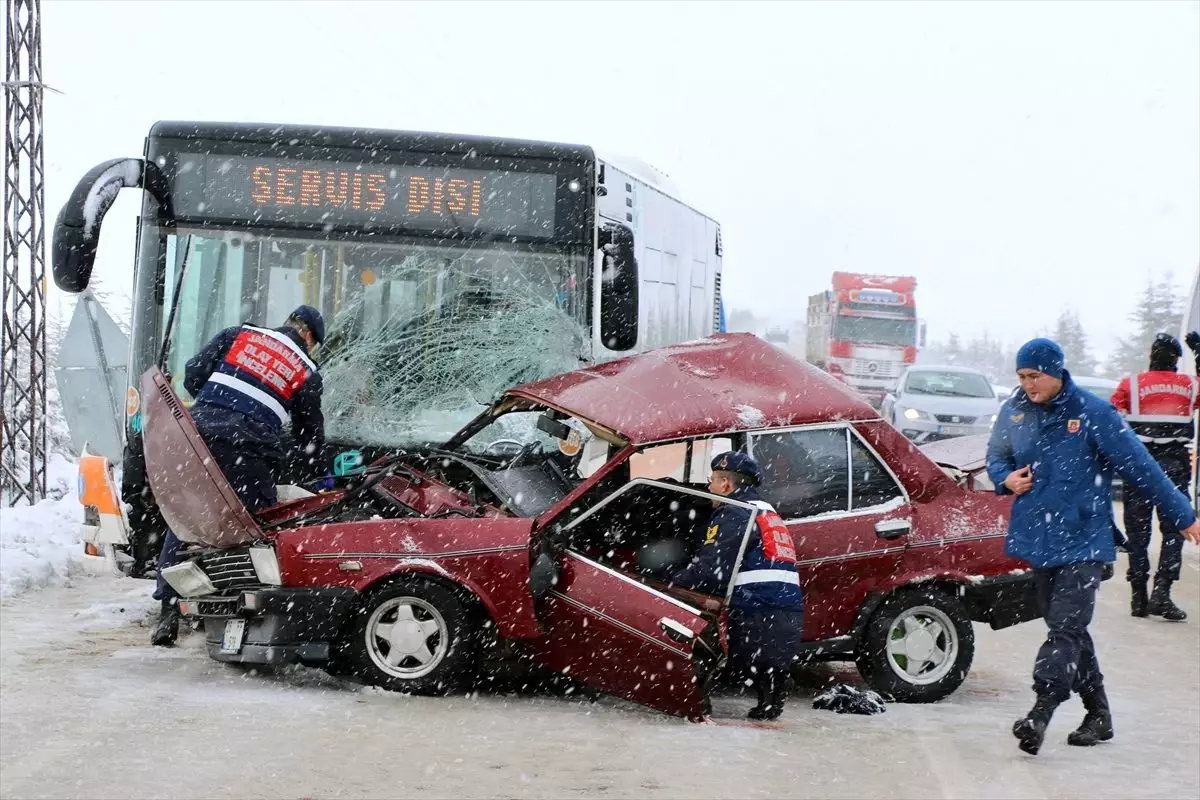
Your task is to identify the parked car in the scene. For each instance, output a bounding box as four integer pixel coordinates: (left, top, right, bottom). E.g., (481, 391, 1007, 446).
(881, 365, 1003, 443)
(150, 334, 1038, 720)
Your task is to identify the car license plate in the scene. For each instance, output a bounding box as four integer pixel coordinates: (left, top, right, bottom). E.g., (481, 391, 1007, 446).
(938, 424, 970, 436)
(220, 618, 246, 654)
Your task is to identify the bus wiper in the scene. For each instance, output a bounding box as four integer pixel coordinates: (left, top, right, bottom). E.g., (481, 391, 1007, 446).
(157, 233, 193, 370)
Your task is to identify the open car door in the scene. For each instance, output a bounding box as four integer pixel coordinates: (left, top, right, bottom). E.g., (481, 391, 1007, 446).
(522, 478, 757, 721)
(140, 366, 264, 548)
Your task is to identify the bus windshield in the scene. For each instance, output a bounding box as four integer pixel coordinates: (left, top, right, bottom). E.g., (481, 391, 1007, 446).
(833, 314, 916, 348)
(160, 228, 588, 448)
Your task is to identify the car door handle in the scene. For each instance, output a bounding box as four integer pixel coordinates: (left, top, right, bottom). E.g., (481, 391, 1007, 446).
(659, 617, 695, 645)
(875, 518, 912, 540)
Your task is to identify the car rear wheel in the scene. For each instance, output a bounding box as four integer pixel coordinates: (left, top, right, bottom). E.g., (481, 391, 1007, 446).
(855, 588, 975, 703)
(345, 579, 476, 695)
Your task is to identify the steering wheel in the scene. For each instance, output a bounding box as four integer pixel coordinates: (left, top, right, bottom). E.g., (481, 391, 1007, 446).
(484, 438, 526, 456)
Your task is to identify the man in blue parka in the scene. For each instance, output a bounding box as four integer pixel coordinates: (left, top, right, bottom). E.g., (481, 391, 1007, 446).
(987, 338, 1200, 756)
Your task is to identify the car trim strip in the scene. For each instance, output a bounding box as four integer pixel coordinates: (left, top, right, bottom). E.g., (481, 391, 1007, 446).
(301, 544, 528, 561)
(564, 551, 705, 616)
(907, 532, 1007, 549)
(548, 589, 693, 659)
(794, 545, 908, 567)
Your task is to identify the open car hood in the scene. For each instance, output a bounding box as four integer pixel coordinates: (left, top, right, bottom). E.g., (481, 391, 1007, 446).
(140, 366, 264, 548)
(917, 433, 990, 474)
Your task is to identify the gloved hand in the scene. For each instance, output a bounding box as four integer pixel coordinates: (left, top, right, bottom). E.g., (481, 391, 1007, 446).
(314, 473, 335, 492)
(1186, 331, 1200, 354)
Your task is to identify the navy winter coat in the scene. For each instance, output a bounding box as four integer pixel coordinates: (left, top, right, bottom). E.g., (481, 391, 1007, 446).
(986, 372, 1196, 569)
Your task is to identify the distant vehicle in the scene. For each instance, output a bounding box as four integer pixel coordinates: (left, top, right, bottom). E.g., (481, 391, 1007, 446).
(764, 326, 790, 344)
(1072, 375, 1118, 402)
(881, 365, 1002, 443)
(806, 272, 925, 409)
(992, 384, 1013, 403)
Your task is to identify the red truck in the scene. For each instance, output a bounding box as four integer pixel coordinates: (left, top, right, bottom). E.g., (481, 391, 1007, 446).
(807, 272, 924, 408)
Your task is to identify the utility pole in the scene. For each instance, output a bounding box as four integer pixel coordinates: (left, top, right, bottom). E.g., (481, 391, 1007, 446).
(1, 0, 47, 505)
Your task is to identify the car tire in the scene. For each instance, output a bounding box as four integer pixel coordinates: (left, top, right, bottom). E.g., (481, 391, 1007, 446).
(855, 587, 975, 703)
(344, 578, 476, 695)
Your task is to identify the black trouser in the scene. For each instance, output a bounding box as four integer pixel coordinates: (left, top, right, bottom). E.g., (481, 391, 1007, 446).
(153, 438, 278, 601)
(1124, 457, 1190, 585)
(1032, 562, 1104, 704)
(727, 607, 804, 697)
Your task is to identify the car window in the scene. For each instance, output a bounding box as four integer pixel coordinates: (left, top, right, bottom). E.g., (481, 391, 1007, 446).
(850, 435, 904, 509)
(751, 428, 849, 518)
(629, 442, 688, 482)
(690, 438, 733, 482)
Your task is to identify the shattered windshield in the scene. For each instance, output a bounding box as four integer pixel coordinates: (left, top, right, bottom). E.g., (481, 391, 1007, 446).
(159, 229, 589, 449)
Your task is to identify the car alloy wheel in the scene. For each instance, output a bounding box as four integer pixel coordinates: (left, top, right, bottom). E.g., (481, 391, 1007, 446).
(344, 578, 476, 695)
(883, 605, 958, 686)
(855, 587, 975, 703)
(366, 596, 449, 680)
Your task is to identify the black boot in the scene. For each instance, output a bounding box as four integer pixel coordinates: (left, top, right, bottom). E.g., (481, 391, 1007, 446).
(1130, 582, 1149, 618)
(1012, 695, 1058, 755)
(747, 673, 787, 721)
(151, 598, 180, 647)
(1067, 686, 1114, 746)
(1149, 578, 1187, 622)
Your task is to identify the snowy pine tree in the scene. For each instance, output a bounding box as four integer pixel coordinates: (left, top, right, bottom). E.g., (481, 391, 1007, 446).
(1108, 273, 1184, 378)
(1053, 309, 1098, 376)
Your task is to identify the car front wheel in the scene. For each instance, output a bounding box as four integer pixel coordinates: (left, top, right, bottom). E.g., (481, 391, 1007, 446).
(344, 579, 476, 695)
(855, 588, 975, 703)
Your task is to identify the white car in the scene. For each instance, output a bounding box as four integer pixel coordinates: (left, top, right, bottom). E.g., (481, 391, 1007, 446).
(882, 365, 1002, 443)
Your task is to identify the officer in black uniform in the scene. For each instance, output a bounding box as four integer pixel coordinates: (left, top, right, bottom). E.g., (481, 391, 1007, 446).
(151, 305, 327, 645)
(669, 452, 805, 720)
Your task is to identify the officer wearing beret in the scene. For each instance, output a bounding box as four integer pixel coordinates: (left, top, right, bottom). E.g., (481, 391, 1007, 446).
(670, 452, 805, 720)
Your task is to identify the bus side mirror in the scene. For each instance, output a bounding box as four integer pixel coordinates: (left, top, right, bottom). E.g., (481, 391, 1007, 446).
(598, 222, 639, 351)
(52, 158, 171, 293)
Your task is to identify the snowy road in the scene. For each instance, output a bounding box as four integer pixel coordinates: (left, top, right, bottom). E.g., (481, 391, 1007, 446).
(1, 552, 1197, 800)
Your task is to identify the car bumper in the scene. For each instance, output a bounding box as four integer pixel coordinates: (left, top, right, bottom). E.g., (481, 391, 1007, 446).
(899, 419, 992, 443)
(179, 587, 358, 666)
(963, 571, 1041, 630)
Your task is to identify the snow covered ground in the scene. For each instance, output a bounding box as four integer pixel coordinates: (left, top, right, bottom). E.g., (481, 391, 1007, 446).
(1, 485, 1197, 798)
(0, 455, 88, 600)
(0, 545, 1197, 798)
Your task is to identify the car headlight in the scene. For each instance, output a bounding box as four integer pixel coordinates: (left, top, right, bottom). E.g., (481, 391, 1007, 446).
(249, 545, 283, 586)
(161, 562, 217, 597)
(988, 413, 998, 428)
(903, 407, 933, 422)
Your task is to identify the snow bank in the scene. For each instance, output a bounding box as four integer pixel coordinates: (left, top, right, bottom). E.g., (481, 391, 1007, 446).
(1, 454, 85, 599)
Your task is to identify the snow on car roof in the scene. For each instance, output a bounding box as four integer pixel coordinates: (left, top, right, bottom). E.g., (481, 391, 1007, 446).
(507, 333, 879, 445)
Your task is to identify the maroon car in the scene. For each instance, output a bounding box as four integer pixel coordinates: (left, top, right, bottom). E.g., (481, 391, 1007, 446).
(153, 334, 1038, 720)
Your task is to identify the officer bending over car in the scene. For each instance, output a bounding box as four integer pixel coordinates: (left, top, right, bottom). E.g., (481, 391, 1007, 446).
(667, 452, 805, 721)
(151, 306, 328, 646)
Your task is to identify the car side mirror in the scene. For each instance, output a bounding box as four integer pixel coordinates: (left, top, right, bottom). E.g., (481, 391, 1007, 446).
(528, 551, 560, 599)
(597, 221, 639, 351)
(875, 518, 911, 540)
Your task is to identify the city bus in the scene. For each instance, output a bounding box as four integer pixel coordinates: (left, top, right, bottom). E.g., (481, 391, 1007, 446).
(54, 121, 725, 573)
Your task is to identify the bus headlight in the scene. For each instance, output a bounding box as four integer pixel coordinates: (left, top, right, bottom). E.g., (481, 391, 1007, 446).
(249, 546, 283, 586)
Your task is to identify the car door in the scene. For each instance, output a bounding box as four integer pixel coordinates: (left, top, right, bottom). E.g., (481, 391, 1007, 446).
(523, 478, 757, 720)
(749, 424, 911, 641)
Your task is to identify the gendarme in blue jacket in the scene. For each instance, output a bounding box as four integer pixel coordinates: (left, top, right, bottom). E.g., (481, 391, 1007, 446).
(669, 486, 804, 612)
(986, 371, 1196, 569)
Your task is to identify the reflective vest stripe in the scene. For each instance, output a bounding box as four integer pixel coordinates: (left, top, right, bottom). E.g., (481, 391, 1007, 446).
(244, 325, 318, 373)
(209, 372, 289, 424)
(733, 569, 801, 587)
(1126, 414, 1195, 424)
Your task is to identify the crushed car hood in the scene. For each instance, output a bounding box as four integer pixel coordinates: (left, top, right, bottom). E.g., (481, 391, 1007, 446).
(508, 333, 877, 445)
(140, 367, 264, 548)
(918, 433, 991, 474)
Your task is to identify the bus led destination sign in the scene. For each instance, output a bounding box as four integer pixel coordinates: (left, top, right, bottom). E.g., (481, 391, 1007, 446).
(173, 153, 559, 238)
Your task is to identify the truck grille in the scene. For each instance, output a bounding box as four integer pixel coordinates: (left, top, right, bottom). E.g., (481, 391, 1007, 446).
(851, 359, 901, 378)
(934, 414, 977, 424)
(198, 549, 261, 592)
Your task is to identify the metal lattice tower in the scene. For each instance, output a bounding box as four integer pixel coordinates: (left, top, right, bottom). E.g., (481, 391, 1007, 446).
(1, 0, 46, 505)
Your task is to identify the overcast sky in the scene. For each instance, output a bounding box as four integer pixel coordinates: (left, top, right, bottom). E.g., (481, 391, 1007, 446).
(36, 0, 1200, 360)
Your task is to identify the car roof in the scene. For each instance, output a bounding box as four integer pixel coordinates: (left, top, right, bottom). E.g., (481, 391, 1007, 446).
(1073, 375, 1118, 388)
(905, 364, 989, 375)
(507, 333, 880, 445)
